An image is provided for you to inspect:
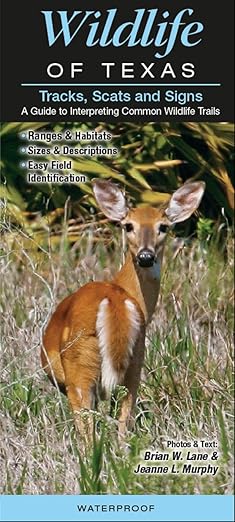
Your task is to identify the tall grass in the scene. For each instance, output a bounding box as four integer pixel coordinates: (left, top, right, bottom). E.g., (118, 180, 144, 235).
(0, 211, 234, 494)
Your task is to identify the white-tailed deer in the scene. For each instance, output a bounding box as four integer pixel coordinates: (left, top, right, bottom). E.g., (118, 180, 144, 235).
(41, 179, 205, 436)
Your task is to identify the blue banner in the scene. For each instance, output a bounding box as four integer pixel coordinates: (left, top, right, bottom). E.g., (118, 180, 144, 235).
(0, 495, 234, 522)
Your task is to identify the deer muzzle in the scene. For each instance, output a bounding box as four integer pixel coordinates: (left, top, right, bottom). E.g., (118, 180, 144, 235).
(137, 249, 155, 267)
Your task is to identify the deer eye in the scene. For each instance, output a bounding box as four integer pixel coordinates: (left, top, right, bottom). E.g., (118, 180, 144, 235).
(159, 223, 169, 234)
(124, 223, 134, 233)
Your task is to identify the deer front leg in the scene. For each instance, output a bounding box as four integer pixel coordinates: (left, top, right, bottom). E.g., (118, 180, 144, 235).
(118, 335, 145, 437)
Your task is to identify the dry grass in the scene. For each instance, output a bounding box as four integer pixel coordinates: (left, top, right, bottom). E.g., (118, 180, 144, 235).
(0, 212, 234, 494)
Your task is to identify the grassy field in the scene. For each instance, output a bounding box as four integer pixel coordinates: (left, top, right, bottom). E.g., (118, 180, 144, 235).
(0, 214, 234, 495)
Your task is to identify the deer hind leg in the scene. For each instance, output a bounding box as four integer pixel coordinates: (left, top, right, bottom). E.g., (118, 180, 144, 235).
(65, 382, 95, 441)
(41, 344, 66, 393)
(118, 335, 145, 438)
(61, 335, 101, 441)
(41, 321, 72, 393)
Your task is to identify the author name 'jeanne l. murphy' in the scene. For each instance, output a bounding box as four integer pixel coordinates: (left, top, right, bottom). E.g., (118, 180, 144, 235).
(134, 463, 219, 476)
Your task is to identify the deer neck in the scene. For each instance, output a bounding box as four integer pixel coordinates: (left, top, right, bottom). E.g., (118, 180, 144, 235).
(113, 250, 162, 324)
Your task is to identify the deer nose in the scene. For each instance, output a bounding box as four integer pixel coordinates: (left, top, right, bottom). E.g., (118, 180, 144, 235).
(137, 249, 155, 267)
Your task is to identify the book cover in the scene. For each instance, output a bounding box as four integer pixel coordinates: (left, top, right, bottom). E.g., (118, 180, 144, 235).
(0, 1, 234, 521)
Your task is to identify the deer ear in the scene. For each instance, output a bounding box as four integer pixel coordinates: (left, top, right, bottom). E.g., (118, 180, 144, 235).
(92, 179, 128, 221)
(165, 182, 205, 224)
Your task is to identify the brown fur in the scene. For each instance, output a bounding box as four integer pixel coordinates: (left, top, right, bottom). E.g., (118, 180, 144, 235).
(41, 180, 205, 438)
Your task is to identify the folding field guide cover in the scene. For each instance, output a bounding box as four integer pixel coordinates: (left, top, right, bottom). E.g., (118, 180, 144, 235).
(0, 1, 234, 521)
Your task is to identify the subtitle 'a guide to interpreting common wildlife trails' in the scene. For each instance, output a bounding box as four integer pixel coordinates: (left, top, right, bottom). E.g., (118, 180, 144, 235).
(0, 1, 234, 521)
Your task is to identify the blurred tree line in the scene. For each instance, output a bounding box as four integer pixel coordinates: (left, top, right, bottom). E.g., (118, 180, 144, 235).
(1, 121, 234, 245)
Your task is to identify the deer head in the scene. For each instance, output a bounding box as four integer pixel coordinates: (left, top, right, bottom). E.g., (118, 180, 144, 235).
(93, 179, 205, 267)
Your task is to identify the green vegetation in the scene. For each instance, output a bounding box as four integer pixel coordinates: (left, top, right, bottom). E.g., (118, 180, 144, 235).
(0, 121, 234, 494)
(0, 223, 233, 494)
(1, 122, 234, 247)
